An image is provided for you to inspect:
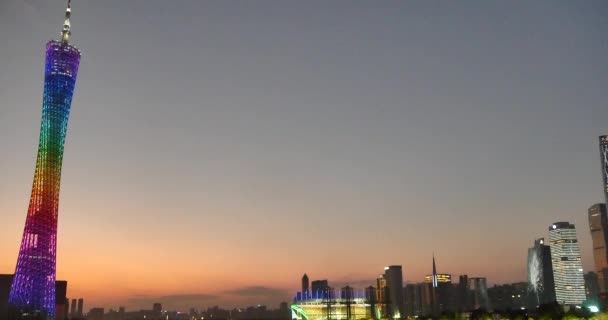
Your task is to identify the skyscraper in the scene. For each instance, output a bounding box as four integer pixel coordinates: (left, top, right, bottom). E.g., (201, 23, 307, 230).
(8, 1, 81, 318)
(383, 266, 404, 318)
(589, 204, 608, 291)
(600, 135, 608, 204)
(526, 238, 556, 306)
(404, 283, 432, 317)
(77, 298, 84, 318)
(0, 275, 13, 320)
(365, 286, 378, 320)
(468, 278, 490, 310)
(302, 274, 310, 299)
(549, 222, 586, 306)
(457, 275, 470, 311)
(376, 275, 389, 318)
(55, 281, 68, 320)
(70, 299, 77, 318)
(424, 256, 453, 314)
(584, 272, 600, 306)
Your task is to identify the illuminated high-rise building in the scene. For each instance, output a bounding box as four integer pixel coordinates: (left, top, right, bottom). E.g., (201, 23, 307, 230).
(0, 275, 69, 320)
(600, 135, 608, 204)
(549, 222, 586, 306)
(526, 238, 555, 306)
(589, 204, 608, 291)
(8, 1, 81, 318)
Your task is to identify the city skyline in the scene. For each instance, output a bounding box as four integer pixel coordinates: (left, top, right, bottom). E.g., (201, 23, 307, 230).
(1, 0, 608, 312)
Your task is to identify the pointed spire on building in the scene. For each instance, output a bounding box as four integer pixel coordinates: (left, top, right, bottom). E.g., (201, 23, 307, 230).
(432, 253, 438, 288)
(61, 0, 72, 43)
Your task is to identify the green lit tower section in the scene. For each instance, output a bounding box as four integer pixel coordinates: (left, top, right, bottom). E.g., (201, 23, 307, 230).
(9, 1, 81, 318)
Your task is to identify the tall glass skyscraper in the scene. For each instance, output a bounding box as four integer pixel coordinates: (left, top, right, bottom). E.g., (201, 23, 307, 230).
(548, 222, 586, 306)
(526, 238, 555, 306)
(9, 1, 81, 318)
(589, 204, 608, 291)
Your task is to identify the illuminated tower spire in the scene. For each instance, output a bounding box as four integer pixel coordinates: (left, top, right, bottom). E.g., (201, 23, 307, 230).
(61, 0, 72, 43)
(431, 254, 438, 316)
(432, 254, 438, 288)
(9, 1, 81, 318)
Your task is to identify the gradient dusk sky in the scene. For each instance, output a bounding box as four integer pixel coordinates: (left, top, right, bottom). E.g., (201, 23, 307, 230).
(1, 0, 608, 311)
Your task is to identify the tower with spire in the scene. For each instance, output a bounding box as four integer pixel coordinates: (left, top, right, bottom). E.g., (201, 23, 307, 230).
(302, 274, 310, 299)
(431, 255, 438, 316)
(8, 1, 82, 318)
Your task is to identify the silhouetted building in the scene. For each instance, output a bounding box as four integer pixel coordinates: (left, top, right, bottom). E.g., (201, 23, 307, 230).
(55, 281, 68, 320)
(88, 308, 104, 320)
(585, 272, 601, 306)
(404, 283, 432, 317)
(376, 274, 388, 318)
(70, 298, 77, 318)
(424, 269, 453, 313)
(0, 274, 12, 320)
(457, 275, 471, 311)
(365, 286, 377, 319)
(302, 274, 310, 299)
(77, 298, 84, 318)
(382, 266, 404, 318)
(153, 303, 162, 314)
(488, 282, 526, 311)
(589, 204, 608, 291)
(527, 238, 556, 306)
(311, 280, 329, 297)
(600, 135, 608, 204)
(279, 302, 289, 319)
(549, 222, 586, 306)
(468, 277, 490, 310)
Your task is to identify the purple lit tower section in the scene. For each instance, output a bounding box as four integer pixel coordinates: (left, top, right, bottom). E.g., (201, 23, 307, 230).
(9, 1, 81, 318)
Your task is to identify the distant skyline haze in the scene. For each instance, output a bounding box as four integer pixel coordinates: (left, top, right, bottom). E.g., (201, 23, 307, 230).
(0, 0, 607, 311)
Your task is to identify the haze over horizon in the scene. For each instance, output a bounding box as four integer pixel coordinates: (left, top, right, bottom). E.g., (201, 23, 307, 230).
(1, 0, 607, 311)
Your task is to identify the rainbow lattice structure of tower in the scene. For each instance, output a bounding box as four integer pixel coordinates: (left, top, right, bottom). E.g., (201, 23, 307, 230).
(9, 1, 81, 318)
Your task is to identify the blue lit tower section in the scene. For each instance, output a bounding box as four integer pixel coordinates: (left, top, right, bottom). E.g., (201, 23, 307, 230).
(600, 135, 608, 204)
(9, 1, 81, 318)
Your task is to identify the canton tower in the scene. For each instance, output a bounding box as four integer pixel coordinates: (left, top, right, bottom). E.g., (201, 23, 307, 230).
(9, 1, 81, 318)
